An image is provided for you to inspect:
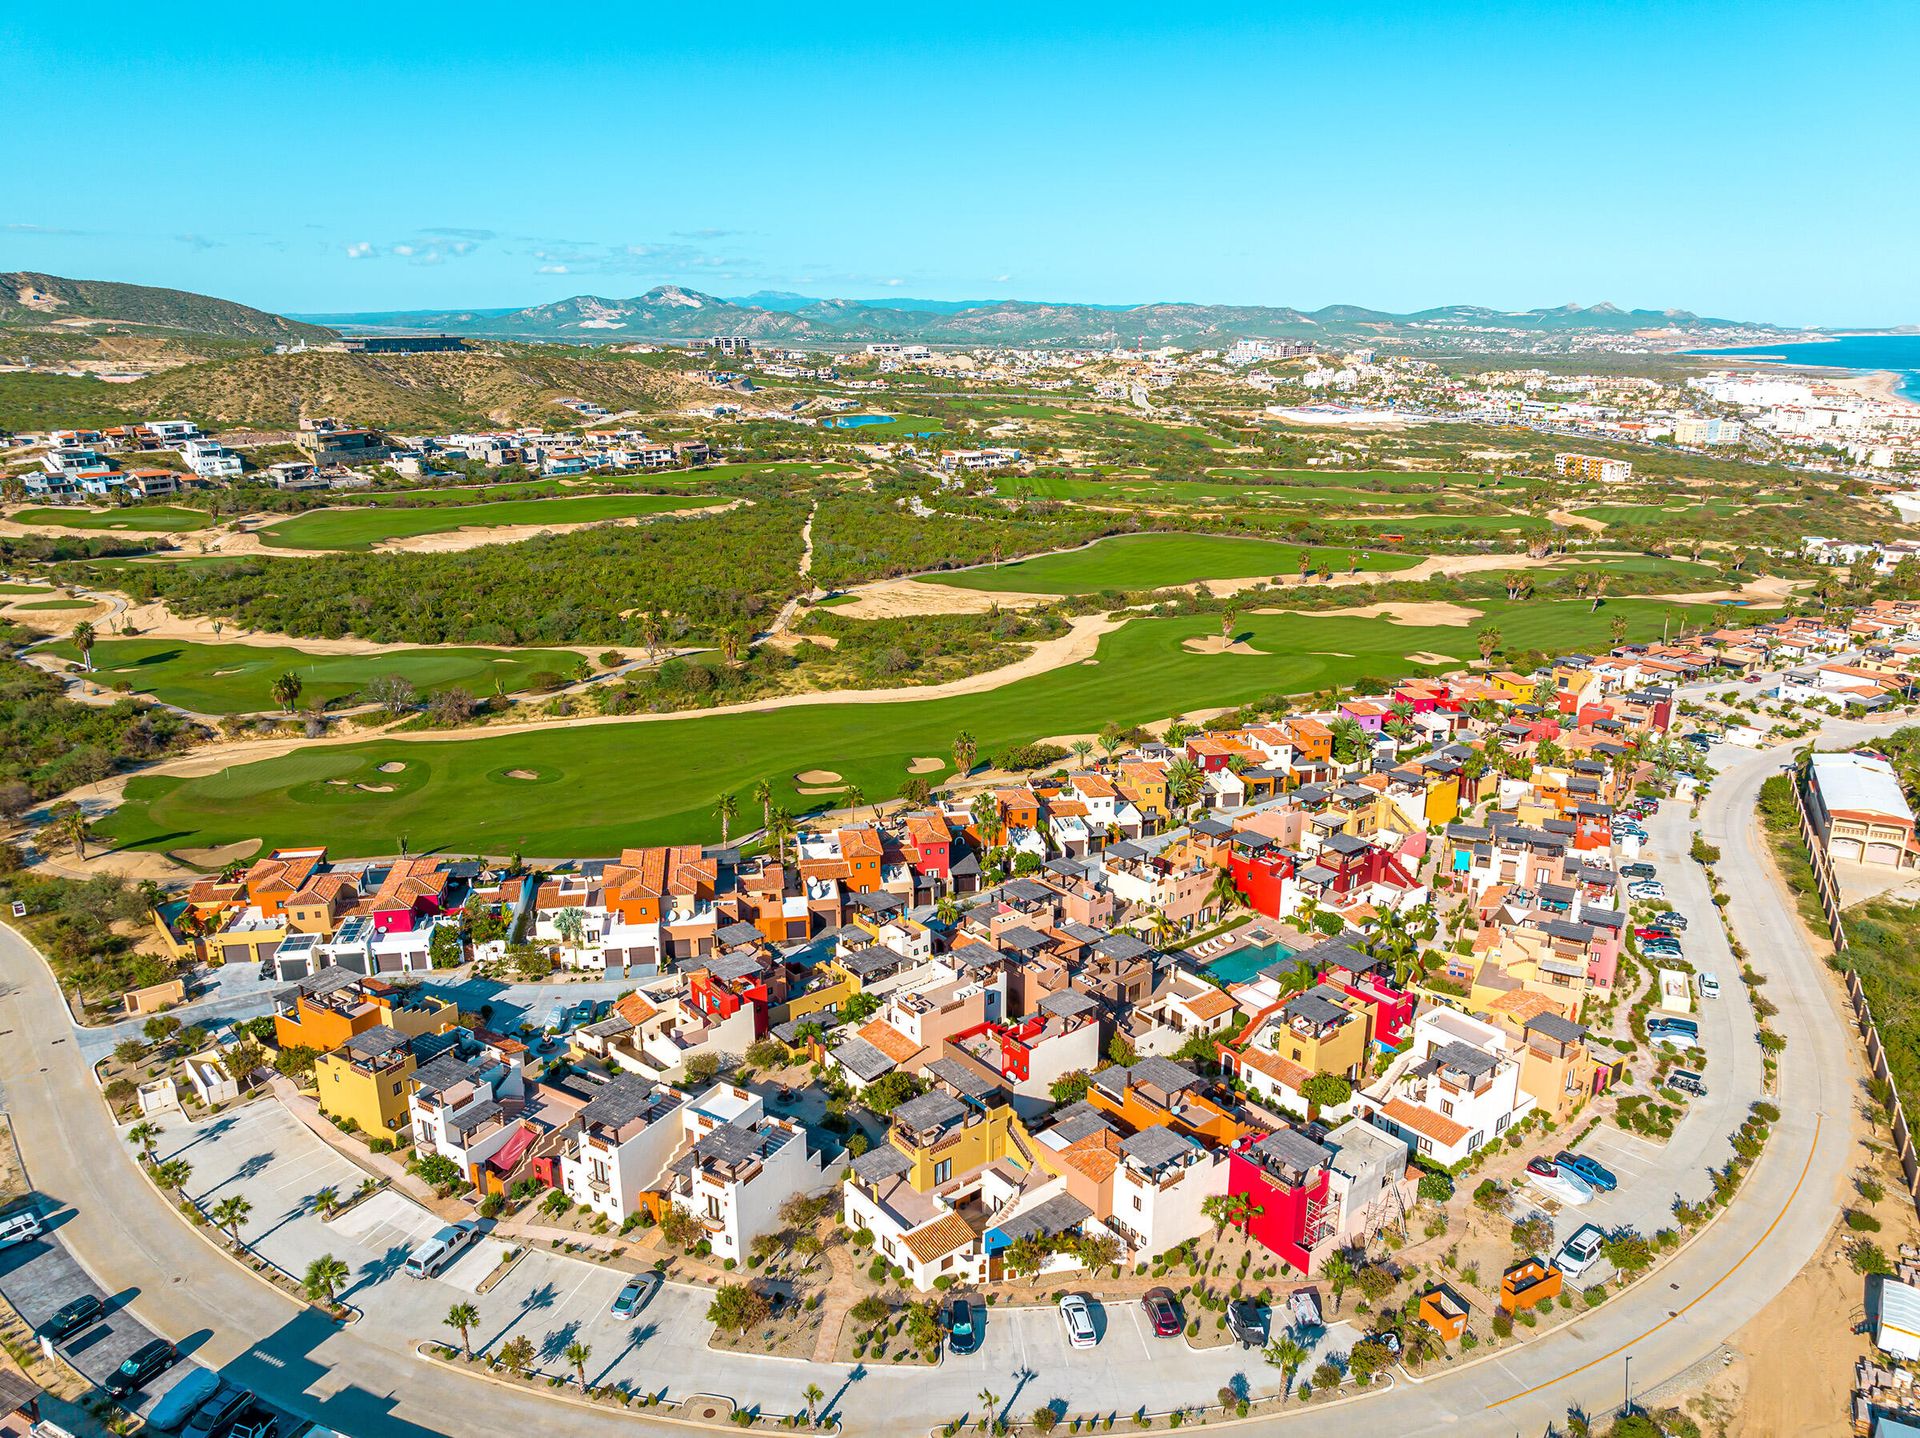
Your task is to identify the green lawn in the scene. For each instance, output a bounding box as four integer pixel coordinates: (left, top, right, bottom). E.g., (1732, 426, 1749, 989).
(12, 505, 209, 533)
(1573, 499, 1750, 527)
(1318, 514, 1545, 535)
(0, 583, 53, 595)
(997, 474, 1459, 508)
(254, 493, 715, 551)
(923, 533, 1423, 594)
(45, 637, 587, 714)
(11, 598, 94, 611)
(1206, 468, 1527, 490)
(820, 414, 945, 438)
(100, 597, 1708, 857)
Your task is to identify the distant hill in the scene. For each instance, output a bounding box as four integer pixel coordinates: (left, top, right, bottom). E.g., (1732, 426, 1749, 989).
(302, 286, 1779, 348)
(0, 272, 334, 342)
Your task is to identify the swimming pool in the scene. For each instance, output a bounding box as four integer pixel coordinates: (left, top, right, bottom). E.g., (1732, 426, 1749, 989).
(1206, 938, 1294, 985)
(824, 413, 894, 428)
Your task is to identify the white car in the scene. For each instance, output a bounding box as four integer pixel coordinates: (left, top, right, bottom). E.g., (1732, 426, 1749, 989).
(1527, 1165, 1596, 1206)
(1058, 1293, 1098, 1349)
(1628, 882, 1666, 901)
(1555, 1223, 1608, 1279)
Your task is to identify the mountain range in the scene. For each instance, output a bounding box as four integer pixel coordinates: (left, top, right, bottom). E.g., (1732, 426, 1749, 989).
(297, 288, 1780, 348)
(0, 271, 335, 342)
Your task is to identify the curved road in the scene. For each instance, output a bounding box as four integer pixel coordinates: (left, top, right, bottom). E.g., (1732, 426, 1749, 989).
(0, 719, 1889, 1435)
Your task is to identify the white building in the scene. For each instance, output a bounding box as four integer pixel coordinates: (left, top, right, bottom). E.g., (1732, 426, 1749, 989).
(1360, 1008, 1531, 1167)
(557, 1074, 688, 1225)
(665, 1084, 832, 1263)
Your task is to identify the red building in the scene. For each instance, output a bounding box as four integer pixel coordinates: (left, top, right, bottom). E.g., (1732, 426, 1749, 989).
(1318, 953, 1416, 1049)
(1227, 834, 1295, 919)
(1228, 1128, 1336, 1274)
(687, 950, 778, 1039)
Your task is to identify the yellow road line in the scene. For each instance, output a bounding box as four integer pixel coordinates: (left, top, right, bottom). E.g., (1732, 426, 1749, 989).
(1487, 1113, 1821, 1408)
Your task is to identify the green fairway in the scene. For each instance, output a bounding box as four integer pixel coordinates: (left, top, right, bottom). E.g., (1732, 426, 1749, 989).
(11, 598, 94, 611)
(12, 505, 209, 532)
(44, 637, 586, 714)
(1206, 468, 1526, 490)
(0, 583, 54, 595)
(1318, 513, 1545, 536)
(1572, 499, 1750, 527)
(997, 474, 1458, 508)
(100, 597, 1707, 857)
(923, 533, 1423, 594)
(820, 414, 945, 438)
(254, 493, 715, 551)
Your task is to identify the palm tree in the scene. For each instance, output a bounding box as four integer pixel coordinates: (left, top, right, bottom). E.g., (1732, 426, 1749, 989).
(211, 1194, 252, 1249)
(45, 800, 89, 859)
(1220, 609, 1237, 644)
(969, 791, 1002, 847)
(1610, 614, 1629, 648)
(934, 894, 960, 927)
(844, 782, 866, 819)
(1589, 575, 1608, 612)
(1265, 1335, 1311, 1403)
(127, 1120, 162, 1163)
(978, 1390, 1000, 1428)
(311, 1186, 340, 1218)
(1071, 739, 1094, 768)
(71, 619, 96, 672)
(952, 730, 978, 777)
(1165, 756, 1205, 813)
(802, 1382, 825, 1428)
(552, 904, 585, 957)
(1207, 865, 1241, 919)
(767, 806, 797, 865)
(272, 670, 303, 714)
(714, 791, 738, 845)
(1476, 626, 1502, 666)
(564, 1339, 592, 1390)
(444, 1301, 479, 1359)
(1322, 1250, 1356, 1314)
(303, 1253, 350, 1305)
(155, 1158, 191, 1197)
(1098, 721, 1127, 759)
(752, 778, 773, 835)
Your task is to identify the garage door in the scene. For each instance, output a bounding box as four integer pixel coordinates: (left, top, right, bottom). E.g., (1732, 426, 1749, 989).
(1830, 837, 1864, 862)
(1868, 842, 1902, 866)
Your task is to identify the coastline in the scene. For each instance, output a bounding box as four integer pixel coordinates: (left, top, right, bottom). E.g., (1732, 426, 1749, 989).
(1687, 335, 1920, 405)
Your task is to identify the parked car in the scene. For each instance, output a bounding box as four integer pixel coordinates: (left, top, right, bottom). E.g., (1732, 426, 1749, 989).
(405, 1220, 481, 1279)
(147, 1368, 222, 1431)
(223, 1414, 279, 1438)
(1634, 926, 1674, 941)
(1648, 1016, 1699, 1038)
(1629, 882, 1667, 901)
(1670, 1069, 1708, 1097)
(1621, 863, 1657, 880)
(0, 1208, 43, 1249)
(1141, 1287, 1182, 1338)
(1226, 1299, 1268, 1350)
(1556, 1151, 1617, 1192)
(38, 1294, 102, 1342)
(945, 1296, 981, 1355)
(105, 1338, 180, 1397)
(1526, 1157, 1596, 1205)
(611, 1272, 660, 1319)
(185, 1386, 256, 1438)
(1555, 1223, 1608, 1279)
(1656, 912, 1689, 930)
(1697, 972, 1720, 999)
(1058, 1293, 1098, 1350)
(1287, 1287, 1323, 1331)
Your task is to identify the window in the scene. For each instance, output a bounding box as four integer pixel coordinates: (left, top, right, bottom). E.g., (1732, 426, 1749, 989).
(1132, 1194, 1143, 1211)
(1494, 1113, 1510, 1135)
(933, 1160, 952, 1186)
(707, 1196, 722, 1220)
(1416, 1136, 1433, 1155)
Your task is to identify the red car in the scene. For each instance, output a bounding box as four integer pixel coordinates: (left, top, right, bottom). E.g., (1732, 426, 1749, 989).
(1141, 1287, 1182, 1337)
(1525, 1156, 1559, 1179)
(1634, 926, 1674, 941)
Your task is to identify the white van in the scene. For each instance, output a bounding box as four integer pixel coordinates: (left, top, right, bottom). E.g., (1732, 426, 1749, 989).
(404, 1221, 479, 1279)
(0, 1207, 43, 1249)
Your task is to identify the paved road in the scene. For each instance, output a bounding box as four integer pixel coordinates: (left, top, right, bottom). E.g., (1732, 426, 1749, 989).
(0, 716, 1896, 1434)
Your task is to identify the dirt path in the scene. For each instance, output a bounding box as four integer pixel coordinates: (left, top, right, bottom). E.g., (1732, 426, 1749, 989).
(1547, 508, 1607, 533)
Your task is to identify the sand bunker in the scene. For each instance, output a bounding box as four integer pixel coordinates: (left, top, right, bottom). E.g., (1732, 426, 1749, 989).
(794, 769, 843, 785)
(797, 786, 846, 796)
(1405, 651, 1456, 666)
(1182, 635, 1265, 656)
(1287, 600, 1485, 627)
(907, 757, 945, 774)
(211, 668, 244, 676)
(505, 769, 540, 780)
(354, 783, 395, 793)
(377, 761, 406, 773)
(172, 838, 261, 869)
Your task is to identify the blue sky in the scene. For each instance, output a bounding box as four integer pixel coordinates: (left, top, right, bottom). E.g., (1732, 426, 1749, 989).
(4, 1, 1916, 325)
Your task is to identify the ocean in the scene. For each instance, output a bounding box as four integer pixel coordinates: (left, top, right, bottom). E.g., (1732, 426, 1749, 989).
(1688, 334, 1920, 401)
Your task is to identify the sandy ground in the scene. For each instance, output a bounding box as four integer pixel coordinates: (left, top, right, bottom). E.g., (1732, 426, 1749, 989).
(793, 770, 842, 785)
(1649, 574, 1804, 605)
(1257, 599, 1485, 627)
(825, 578, 1058, 617)
(1721, 1218, 1866, 1438)
(107, 597, 633, 660)
(173, 839, 263, 869)
(907, 757, 944, 774)
(1547, 508, 1608, 533)
(1403, 651, 1458, 666)
(1181, 635, 1265, 655)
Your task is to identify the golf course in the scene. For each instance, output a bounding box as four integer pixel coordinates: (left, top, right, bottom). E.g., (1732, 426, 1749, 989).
(923, 533, 1424, 594)
(99, 595, 1712, 858)
(252, 492, 719, 551)
(12, 504, 210, 532)
(42, 637, 589, 714)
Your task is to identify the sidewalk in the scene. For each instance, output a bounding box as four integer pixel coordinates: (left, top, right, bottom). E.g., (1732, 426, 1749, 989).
(269, 1077, 469, 1222)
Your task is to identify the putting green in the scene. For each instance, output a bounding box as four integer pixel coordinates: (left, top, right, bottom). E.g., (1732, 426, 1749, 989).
(12, 505, 209, 533)
(101, 596, 1708, 857)
(254, 493, 716, 551)
(923, 533, 1422, 594)
(43, 637, 586, 713)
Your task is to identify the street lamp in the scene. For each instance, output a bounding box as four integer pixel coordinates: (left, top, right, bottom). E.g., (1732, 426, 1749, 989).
(1623, 1354, 1633, 1416)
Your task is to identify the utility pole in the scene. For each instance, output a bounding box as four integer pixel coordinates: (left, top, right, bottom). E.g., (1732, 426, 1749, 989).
(1623, 1354, 1633, 1416)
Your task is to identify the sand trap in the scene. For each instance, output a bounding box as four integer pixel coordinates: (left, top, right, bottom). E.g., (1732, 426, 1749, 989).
(505, 768, 540, 780)
(1284, 600, 1484, 627)
(354, 783, 395, 793)
(377, 761, 406, 773)
(172, 838, 261, 869)
(794, 769, 842, 785)
(907, 757, 945, 774)
(1404, 651, 1457, 666)
(1311, 651, 1355, 658)
(211, 667, 244, 676)
(1081, 659, 1099, 666)
(797, 785, 847, 796)
(1182, 635, 1265, 656)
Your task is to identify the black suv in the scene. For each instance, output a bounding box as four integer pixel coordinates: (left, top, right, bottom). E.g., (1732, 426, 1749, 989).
(39, 1294, 102, 1342)
(105, 1338, 178, 1396)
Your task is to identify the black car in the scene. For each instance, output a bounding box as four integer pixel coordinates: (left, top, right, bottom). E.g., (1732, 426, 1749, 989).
(40, 1294, 103, 1342)
(105, 1338, 178, 1396)
(185, 1386, 255, 1438)
(1226, 1299, 1268, 1350)
(944, 1296, 981, 1354)
(1621, 862, 1657, 879)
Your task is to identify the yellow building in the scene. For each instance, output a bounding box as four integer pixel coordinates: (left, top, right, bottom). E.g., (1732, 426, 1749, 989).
(274, 970, 457, 1054)
(314, 1025, 417, 1136)
(1257, 987, 1369, 1081)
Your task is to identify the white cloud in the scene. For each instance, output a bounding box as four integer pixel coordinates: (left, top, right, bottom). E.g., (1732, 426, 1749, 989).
(391, 244, 417, 257)
(882, 277, 904, 287)
(344, 241, 374, 259)
(538, 264, 570, 274)
(992, 274, 1012, 283)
